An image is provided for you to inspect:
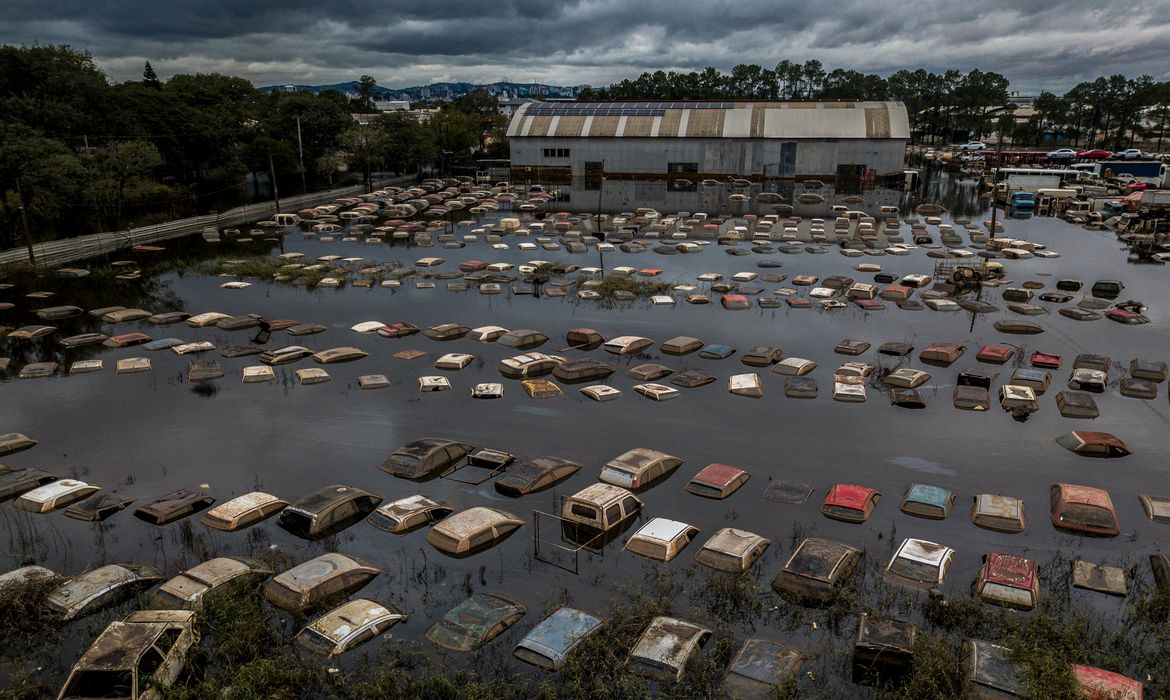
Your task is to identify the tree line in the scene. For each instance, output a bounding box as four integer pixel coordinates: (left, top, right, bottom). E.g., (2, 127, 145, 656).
(0, 45, 504, 247)
(581, 61, 1170, 150)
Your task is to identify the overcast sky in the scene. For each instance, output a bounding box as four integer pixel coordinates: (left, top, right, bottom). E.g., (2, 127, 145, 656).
(3, 0, 1169, 94)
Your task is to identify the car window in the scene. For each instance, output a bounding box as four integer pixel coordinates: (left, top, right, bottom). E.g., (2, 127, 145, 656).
(330, 500, 358, 523)
(137, 647, 165, 678)
(468, 528, 496, 549)
(604, 504, 622, 525)
(154, 628, 181, 654)
(622, 497, 641, 515)
(570, 503, 597, 519)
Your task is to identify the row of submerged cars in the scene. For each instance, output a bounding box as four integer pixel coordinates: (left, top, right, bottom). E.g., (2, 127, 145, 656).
(3, 437, 1159, 698)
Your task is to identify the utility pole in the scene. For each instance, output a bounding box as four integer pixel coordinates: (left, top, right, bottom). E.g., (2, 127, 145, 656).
(296, 116, 307, 194)
(268, 152, 281, 213)
(16, 178, 35, 265)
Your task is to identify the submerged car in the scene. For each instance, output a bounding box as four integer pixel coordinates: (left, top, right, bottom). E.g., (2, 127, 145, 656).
(820, 484, 880, 523)
(1055, 431, 1130, 458)
(56, 610, 198, 700)
(425, 506, 524, 556)
(263, 552, 380, 614)
(693, 528, 770, 573)
(494, 456, 581, 496)
(381, 437, 474, 479)
(13, 479, 100, 513)
(512, 607, 604, 671)
(975, 553, 1039, 610)
(366, 495, 453, 533)
(295, 599, 407, 657)
(771, 538, 863, 606)
(47, 563, 164, 620)
(276, 485, 382, 539)
(426, 593, 526, 652)
(200, 492, 288, 531)
(133, 488, 215, 525)
(722, 638, 804, 699)
(151, 557, 272, 610)
(599, 448, 683, 491)
(884, 538, 955, 590)
(625, 518, 700, 562)
(627, 617, 712, 682)
(1050, 483, 1120, 536)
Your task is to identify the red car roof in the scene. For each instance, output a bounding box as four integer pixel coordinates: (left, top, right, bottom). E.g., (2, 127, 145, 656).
(1055, 483, 1114, 508)
(691, 463, 747, 487)
(825, 484, 877, 510)
(984, 553, 1036, 589)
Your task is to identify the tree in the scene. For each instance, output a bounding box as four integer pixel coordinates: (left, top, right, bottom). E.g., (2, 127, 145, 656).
(84, 140, 166, 230)
(0, 122, 83, 247)
(143, 62, 160, 88)
(352, 75, 378, 113)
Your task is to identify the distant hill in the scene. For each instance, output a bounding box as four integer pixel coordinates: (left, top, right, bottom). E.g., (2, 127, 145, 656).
(258, 80, 581, 102)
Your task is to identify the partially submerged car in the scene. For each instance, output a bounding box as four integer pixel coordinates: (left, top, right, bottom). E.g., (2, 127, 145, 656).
(494, 456, 581, 497)
(381, 437, 474, 479)
(498, 352, 563, 379)
(684, 463, 750, 499)
(721, 638, 803, 699)
(599, 448, 683, 491)
(13, 479, 100, 513)
(263, 552, 380, 614)
(561, 483, 644, 538)
(1055, 431, 1130, 458)
(56, 610, 198, 700)
(367, 495, 453, 533)
(821, 484, 880, 523)
(961, 640, 1026, 699)
(1071, 665, 1143, 700)
(624, 518, 699, 562)
(975, 553, 1039, 610)
(1050, 483, 1120, 536)
(627, 617, 712, 682)
(47, 563, 164, 620)
(693, 528, 770, 572)
(426, 593, 526, 652)
(603, 335, 653, 356)
(295, 599, 407, 657)
(151, 557, 272, 610)
(885, 538, 955, 590)
(771, 538, 863, 606)
(64, 494, 135, 522)
(425, 506, 524, 556)
(200, 492, 288, 531)
(512, 607, 604, 671)
(971, 494, 1026, 533)
(853, 614, 917, 680)
(257, 345, 314, 365)
(277, 485, 382, 539)
(133, 488, 215, 525)
(0, 434, 40, 459)
(900, 484, 955, 519)
(497, 329, 549, 350)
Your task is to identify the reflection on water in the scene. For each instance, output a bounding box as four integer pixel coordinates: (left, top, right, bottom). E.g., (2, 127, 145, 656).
(1, 167, 1167, 692)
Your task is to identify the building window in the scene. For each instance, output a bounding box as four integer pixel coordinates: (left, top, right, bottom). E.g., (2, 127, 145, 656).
(583, 161, 604, 190)
(543, 148, 570, 158)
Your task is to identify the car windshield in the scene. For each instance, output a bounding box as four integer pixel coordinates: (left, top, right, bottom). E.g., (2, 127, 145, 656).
(822, 505, 862, 520)
(600, 467, 635, 487)
(890, 557, 939, 583)
(1059, 504, 1115, 528)
(61, 670, 135, 698)
(297, 628, 339, 656)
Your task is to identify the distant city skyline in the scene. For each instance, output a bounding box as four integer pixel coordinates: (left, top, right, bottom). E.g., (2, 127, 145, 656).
(3, 0, 1169, 95)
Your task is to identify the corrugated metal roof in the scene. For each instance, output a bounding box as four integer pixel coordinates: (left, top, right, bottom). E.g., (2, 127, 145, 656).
(507, 101, 909, 139)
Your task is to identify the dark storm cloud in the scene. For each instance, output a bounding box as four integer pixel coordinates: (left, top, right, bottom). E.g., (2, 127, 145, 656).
(1, 0, 1167, 92)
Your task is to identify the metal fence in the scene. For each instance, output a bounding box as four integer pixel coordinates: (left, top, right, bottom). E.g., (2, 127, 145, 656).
(0, 175, 416, 271)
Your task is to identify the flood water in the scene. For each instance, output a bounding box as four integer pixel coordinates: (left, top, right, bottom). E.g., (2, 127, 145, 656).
(2, 171, 1168, 694)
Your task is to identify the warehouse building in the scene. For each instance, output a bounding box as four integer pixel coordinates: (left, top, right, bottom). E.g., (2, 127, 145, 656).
(506, 100, 910, 190)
